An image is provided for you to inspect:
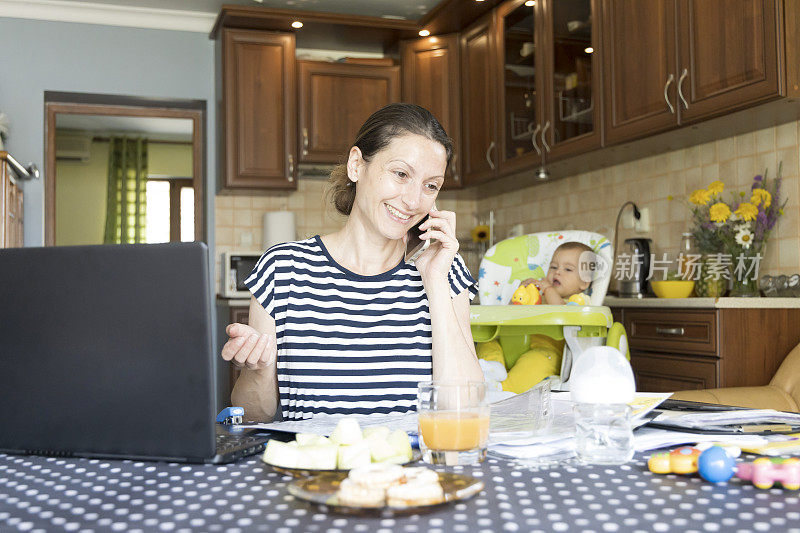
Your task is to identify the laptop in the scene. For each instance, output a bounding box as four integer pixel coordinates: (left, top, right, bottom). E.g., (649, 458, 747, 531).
(0, 242, 267, 463)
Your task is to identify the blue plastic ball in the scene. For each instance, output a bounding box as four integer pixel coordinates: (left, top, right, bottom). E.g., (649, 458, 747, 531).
(697, 446, 736, 483)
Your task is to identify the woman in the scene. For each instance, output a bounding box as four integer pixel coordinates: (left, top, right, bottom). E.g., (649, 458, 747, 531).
(220, 103, 482, 421)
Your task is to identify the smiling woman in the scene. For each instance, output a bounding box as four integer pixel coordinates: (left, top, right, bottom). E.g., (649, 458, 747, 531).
(221, 103, 483, 422)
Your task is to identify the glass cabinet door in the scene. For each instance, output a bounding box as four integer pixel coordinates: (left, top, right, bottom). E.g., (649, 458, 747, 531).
(548, 0, 596, 149)
(497, 0, 540, 169)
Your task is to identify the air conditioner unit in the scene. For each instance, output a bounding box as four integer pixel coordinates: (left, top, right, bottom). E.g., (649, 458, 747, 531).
(56, 133, 92, 161)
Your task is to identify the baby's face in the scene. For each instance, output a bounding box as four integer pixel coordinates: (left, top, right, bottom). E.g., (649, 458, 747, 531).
(545, 248, 590, 298)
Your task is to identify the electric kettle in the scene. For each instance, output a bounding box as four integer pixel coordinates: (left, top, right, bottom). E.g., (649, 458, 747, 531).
(618, 238, 652, 298)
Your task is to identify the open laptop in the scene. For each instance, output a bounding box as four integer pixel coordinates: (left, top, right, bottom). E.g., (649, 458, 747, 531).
(0, 242, 267, 463)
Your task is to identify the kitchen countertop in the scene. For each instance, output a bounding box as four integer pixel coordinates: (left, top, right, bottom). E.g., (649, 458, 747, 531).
(604, 295, 800, 308)
(220, 295, 800, 309)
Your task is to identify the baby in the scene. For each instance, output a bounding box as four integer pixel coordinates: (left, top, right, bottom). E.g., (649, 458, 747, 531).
(478, 241, 594, 394)
(520, 241, 592, 305)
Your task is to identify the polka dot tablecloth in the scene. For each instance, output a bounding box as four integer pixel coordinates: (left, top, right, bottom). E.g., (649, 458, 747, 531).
(1, 452, 799, 532)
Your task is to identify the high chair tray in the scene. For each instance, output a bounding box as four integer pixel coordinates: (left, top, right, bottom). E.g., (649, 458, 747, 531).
(469, 305, 613, 327)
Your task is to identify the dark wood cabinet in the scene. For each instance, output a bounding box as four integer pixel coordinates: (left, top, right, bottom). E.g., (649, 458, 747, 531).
(614, 306, 800, 393)
(539, 0, 603, 161)
(676, 0, 781, 123)
(493, 0, 545, 175)
(219, 29, 296, 190)
(460, 14, 498, 186)
(297, 61, 400, 164)
(0, 152, 24, 248)
(603, 0, 782, 145)
(602, 0, 679, 145)
(401, 34, 463, 189)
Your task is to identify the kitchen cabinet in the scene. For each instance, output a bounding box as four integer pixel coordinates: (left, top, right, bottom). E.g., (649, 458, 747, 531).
(612, 306, 800, 393)
(219, 28, 296, 190)
(460, 1, 544, 186)
(539, 0, 603, 160)
(603, 0, 782, 145)
(401, 34, 463, 189)
(0, 152, 24, 248)
(297, 61, 400, 165)
(676, 0, 781, 123)
(460, 13, 499, 186)
(460, 0, 603, 184)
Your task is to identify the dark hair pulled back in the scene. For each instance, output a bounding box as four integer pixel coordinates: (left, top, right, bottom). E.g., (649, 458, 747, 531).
(327, 103, 452, 216)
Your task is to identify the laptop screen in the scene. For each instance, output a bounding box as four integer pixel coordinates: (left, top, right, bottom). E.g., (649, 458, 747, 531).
(0, 243, 217, 461)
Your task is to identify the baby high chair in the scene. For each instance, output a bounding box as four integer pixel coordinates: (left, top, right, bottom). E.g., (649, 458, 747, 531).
(470, 230, 629, 390)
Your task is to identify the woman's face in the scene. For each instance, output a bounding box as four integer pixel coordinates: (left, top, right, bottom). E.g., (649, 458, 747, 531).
(349, 133, 447, 241)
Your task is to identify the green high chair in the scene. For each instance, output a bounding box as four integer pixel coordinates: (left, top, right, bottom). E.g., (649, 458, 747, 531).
(470, 231, 630, 390)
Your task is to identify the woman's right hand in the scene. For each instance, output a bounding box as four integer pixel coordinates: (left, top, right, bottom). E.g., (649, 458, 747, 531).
(221, 323, 276, 370)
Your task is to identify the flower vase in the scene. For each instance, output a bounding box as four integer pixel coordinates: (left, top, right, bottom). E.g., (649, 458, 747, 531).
(727, 246, 764, 297)
(694, 253, 729, 298)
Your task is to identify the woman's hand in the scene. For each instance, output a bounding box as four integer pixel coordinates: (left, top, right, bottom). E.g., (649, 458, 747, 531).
(221, 323, 276, 370)
(412, 207, 459, 284)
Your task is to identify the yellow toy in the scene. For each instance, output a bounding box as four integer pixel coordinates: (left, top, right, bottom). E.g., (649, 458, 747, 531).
(511, 284, 541, 305)
(567, 293, 589, 306)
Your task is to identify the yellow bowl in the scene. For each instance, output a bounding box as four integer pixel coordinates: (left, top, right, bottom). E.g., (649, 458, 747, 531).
(651, 280, 695, 298)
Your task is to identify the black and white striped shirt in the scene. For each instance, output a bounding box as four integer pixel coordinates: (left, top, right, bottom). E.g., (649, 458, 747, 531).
(245, 236, 477, 420)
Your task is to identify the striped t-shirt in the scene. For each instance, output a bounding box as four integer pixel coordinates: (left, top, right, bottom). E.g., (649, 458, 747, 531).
(244, 236, 477, 420)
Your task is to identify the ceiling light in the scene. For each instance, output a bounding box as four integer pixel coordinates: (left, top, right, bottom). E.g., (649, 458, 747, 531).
(418, 29, 430, 37)
(525, 0, 535, 6)
(291, 21, 303, 29)
(584, 46, 594, 54)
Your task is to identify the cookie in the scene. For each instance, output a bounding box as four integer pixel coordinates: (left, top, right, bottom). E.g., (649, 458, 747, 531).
(386, 477, 444, 507)
(401, 466, 439, 485)
(347, 463, 405, 490)
(336, 478, 385, 507)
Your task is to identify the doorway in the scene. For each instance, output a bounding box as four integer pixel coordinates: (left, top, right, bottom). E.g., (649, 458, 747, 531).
(44, 92, 206, 246)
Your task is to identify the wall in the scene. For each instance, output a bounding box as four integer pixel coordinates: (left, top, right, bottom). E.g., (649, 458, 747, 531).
(55, 141, 108, 245)
(213, 178, 479, 292)
(55, 140, 194, 245)
(475, 120, 800, 279)
(0, 17, 215, 250)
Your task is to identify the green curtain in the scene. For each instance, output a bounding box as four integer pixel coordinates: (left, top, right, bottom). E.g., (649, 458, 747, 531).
(104, 137, 148, 244)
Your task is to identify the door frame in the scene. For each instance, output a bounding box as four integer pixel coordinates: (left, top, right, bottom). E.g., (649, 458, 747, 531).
(44, 91, 206, 246)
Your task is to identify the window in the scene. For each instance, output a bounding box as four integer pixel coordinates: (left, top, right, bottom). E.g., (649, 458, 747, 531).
(145, 178, 194, 243)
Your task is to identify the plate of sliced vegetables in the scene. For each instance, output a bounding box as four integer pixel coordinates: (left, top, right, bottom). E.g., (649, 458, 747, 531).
(262, 418, 419, 477)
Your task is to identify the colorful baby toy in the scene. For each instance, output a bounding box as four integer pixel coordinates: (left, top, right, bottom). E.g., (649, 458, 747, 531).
(648, 446, 701, 475)
(648, 446, 737, 482)
(511, 284, 541, 305)
(736, 457, 800, 489)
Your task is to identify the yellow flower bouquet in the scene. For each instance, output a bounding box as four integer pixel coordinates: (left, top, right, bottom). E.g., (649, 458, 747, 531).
(686, 165, 787, 296)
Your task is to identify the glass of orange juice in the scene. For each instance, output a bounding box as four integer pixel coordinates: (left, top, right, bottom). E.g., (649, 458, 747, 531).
(417, 381, 490, 466)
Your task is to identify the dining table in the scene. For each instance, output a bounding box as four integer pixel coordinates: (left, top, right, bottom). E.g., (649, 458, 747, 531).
(1, 449, 798, 532)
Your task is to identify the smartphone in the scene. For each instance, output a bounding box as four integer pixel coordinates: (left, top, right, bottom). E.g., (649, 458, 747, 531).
(405, 215, 430, 264)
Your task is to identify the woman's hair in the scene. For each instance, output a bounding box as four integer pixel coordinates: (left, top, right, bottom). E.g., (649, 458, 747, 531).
(327, 103, 453, 216)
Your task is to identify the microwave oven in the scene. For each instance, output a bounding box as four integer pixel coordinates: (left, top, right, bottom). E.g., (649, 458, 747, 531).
(220, 251, 262, 298)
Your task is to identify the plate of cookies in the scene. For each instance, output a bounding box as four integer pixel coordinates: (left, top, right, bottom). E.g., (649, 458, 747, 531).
(287, 463, 485, 515)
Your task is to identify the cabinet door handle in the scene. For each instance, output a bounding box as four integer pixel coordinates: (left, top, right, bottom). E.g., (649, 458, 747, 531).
(287, 154, 294, 182)
(486, 141, 496, 171)
(541, 121, 551, 152)
(678, 68, 689, 110)
(531, 123, 542, 155)
(302, 128, 309, 156)
(656, 326, 685, 336)
(664, 74, 675, 114)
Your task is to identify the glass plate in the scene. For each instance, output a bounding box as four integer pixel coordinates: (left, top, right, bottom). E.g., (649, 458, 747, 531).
(267, 450, 422, 478)
(287, 471, 485, 516)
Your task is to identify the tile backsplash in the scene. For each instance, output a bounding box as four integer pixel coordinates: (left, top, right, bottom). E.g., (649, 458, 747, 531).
(215, 120, 799, 292)
(473, 120, 800, 281)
